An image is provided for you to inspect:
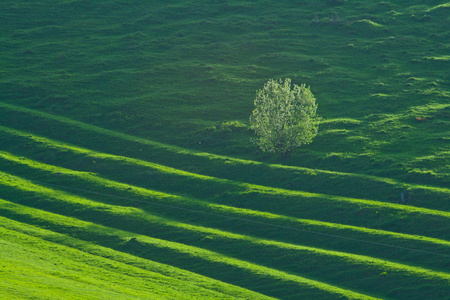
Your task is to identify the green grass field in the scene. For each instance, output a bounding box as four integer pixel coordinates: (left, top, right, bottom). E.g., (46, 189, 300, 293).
(1, 0, 449, 299)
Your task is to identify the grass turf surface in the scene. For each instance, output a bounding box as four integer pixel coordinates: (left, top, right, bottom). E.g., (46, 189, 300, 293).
(1, 0, 449, 299)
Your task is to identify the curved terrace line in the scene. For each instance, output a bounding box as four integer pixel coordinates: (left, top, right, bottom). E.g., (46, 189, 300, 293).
(1, 102, 448, 196)
(0, 128, 448, 218)
(1, 168, 449, 260)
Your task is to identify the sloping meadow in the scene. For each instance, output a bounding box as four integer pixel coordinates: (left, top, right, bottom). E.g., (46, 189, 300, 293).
(1, 0, 449, 299)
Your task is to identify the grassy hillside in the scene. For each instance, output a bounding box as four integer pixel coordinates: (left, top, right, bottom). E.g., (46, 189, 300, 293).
(1, 0, 449, 299)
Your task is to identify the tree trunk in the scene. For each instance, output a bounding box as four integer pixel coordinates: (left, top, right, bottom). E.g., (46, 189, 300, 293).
(281, 149, 292, 159)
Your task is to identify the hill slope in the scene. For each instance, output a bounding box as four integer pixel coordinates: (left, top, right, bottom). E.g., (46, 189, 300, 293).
(1, 0, 449, 299)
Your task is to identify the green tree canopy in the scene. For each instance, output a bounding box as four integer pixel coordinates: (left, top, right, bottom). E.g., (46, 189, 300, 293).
(250, 78, 319, 157)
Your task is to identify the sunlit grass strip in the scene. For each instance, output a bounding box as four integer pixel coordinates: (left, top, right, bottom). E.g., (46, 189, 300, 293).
(426, 3, 450, 11)
(5, 191, 450, 289)
(0, 102, 231, 159)
(0, 212, 274, 300)
(0, 125, 449, 218)
(0, 229, 189, 300)
(1, 150, 450, 247)
(1, 150, 449, 250)
(0, 217, 274, 300)
(0, 204, 377, 299)
(1, 103, 448, 196)
(1, 174, 449, 284)
(0, 125, 214, 181)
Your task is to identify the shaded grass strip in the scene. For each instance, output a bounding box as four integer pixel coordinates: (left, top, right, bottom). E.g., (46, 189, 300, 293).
(1, 150, 449, 258)
(0, 128, 449, 239)
(1, 171, 449, 278)
(1, 103, 448, 209)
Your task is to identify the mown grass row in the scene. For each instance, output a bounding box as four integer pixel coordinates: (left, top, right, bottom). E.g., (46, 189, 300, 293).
(1, 178, 449, 300)
(2, 125, 450, 239)
(0, 157, 450, 300)
(1, 126, 449, 242)
(1, 150, 449, 268)
(2, 152, 449, 275)
(1, 102, 448, 210)
(0, 215, 275, 300)
(0, 196, 379, 300)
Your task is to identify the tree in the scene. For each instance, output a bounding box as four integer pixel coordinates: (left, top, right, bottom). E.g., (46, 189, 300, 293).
(249, 78, 319, 157)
